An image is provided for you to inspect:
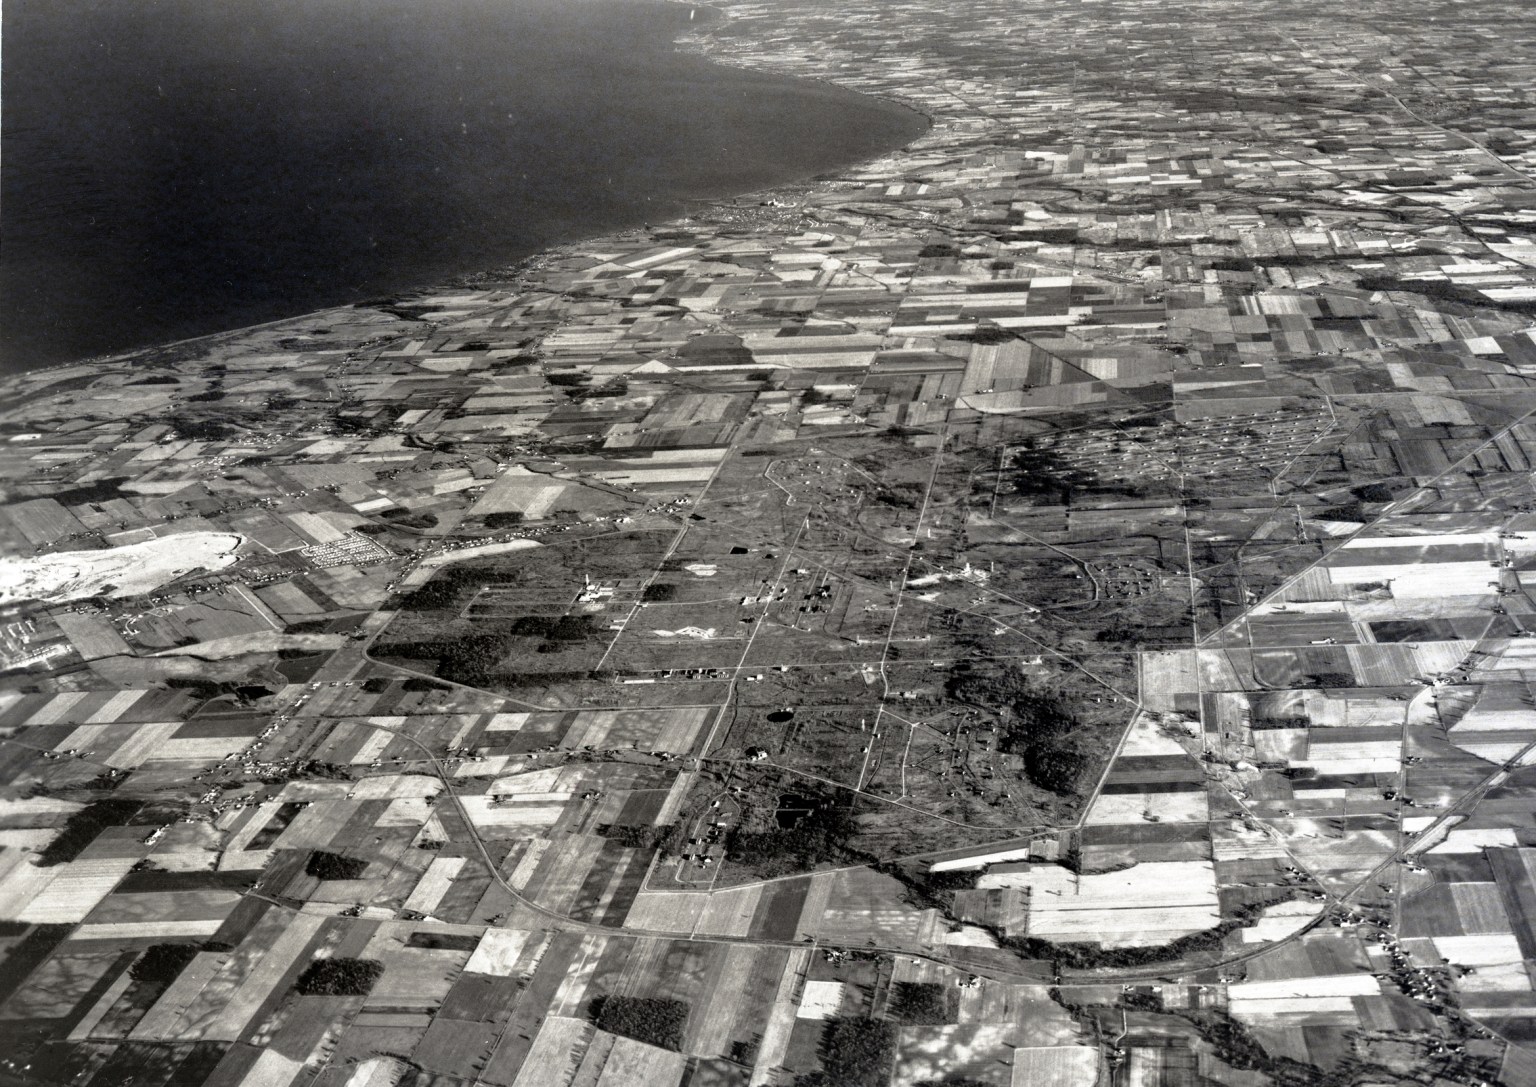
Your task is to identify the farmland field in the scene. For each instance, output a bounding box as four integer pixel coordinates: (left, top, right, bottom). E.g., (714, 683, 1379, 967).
(11, 0, 1536, 1083)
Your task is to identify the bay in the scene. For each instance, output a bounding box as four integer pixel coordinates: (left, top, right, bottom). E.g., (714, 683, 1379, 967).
(0, 0, 927, 371)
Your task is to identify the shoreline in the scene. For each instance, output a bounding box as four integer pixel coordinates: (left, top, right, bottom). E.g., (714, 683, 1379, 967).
(10, 0, 933, 383)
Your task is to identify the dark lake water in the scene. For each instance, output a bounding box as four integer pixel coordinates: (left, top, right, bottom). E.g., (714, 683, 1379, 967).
(0, 0, 926, 372)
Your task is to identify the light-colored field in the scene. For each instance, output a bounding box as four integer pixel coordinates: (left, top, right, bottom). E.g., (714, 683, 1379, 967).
(547, 934, 608, 1017)
(815, 907, 940, 945)
(506, 839, 553, 890)
(1229, 971, 1383, 1019)
(1197, 650, 1251, 692)
(1119, 714, 1193, 756)
(74, 919, 225, 941)
(656, 772, 699, 825)
(1337, 696, 1415, 728)
(557, 707, 713, 754)
(349, 773, 444, 802)
(456, 754, 512, 778)
(149, 736, 252, 762)
(458, 796, 566, 830)
(12, 690, 83, 724)
(286, 512, 348, 544)
(1008, 1046, 1101, 1087)
(1339, 532, 1494, 550)
(222, 802, 280, 852)
(1303, 738, 1403, 761)
(1327, 561, 1492, 598)
(797, 980, 846, 1020)
(1211, 823, 1290, 862)
(0, 531, 245, 605)
(593, 1034, 687, 1087)
(102, 722, 181, 769)
(269, 799, 358, 851)
(521, 837, 607, 915)
(240, 1050, 307, 1087)
(1411, 641, 1479, 677)
(464, 929, 533, 976)
(362, 926, 473, 1009)
(158, 630, 346, 659)
(1298, 735, 1402, 774)
(402, 857, 466, 916)
(694, 884, 763, 937)
(898, 1021, 1075, 1086)
(1431, 828, 1520, 853)
(594, 465, 716, 485)
(181, 911, 326, 1040)
(1229, 974, 1380, 1001)
(0, 796, 81, 818)
(691, 942, 766, 1055)
(1239, 901, 1325, 944)
(273, 780, 351, 803)
(978, 865, 1076, 893)
(1138, 651, 1199, 711)
(349, 728, 395, 766)
(489, 767, 569, 795)
(1485, 639, 1536, 676)
(1431, 932, 1525, 967)
(1285, 824, 1397, 863)
(1229, 995, 1359, 1015)
(1254, 730, 1307, 763)
(484, 712, 530, 732)
(512, 1016, 593, 1087)
(622, 891, 707, 932)
(1344, 644, 1422, 686)
(1029, 906, 1220, 944)
(151, 831, 223, 873)
(1454, 740, 1533, 764)
(131, 950, 235, 1040)
(932, 846, 1038, 873)
(1452, 706, 1536, 732)
(340, 1059, 405, 1087)
(749, 949, 812, 1087)
(1459, 962, 1533, 993)
(217, 849, 275, 871)
(374, 798, 433, 829)
(1084, 791, 1208, 825)
(14, 857, 139, 923)
(1250, 599, 1346, 618)
(944, 925, 1000, 948)
(1023, 861, 1220, 948)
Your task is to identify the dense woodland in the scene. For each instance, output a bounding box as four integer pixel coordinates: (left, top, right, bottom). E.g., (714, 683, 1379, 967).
(946, 665, 1088, 794)
(590, 996, 691, 1050)
(294, 958, 384, 996)
(36, 799, 143, 866)
(305, 850, 368, 881)
(797, 1017, 898, 1087)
